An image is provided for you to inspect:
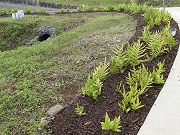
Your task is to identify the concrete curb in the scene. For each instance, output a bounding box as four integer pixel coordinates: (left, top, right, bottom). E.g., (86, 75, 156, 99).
(137, 7, 180, 135)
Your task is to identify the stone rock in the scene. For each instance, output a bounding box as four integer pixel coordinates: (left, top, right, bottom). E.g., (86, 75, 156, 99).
(47, 104, 65, 117)
(170, 27, 177, 37)
(48, 28, 56, 36)
(40, 117, 51, 127)
(37, 26, 55, 40)
(26, 26, 56, 45)
(33, 128, 47, 135)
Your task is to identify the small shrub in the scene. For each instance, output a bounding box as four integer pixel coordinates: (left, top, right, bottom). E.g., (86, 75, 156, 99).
(118, 65, 154, 113)
(161, 24, 176, 48)
(126, 65, 152, 95)
(111, 40, 146, 74)
(141, 25, 151, 43)
(84, 6, 95, 12)
(126, 40, 146, 66)
(93, 60, 109, 82)
(82, 75, 102, 100)
(35, 9, 46, 14)
(24, 8, 31, 14)
(115, 4, 126, 12)
(0, 9, 7, 15)
(147, 32, 168, 59)
(0, 9, 18, 16)
(103, 5, 115, 12)
(110, 47, 128, 74)
(115, 81, 124, 94)
(82, 60, 109, 99)
(118, 84, 144, 113)
(124, 0, 147, 14)
(161, 11, 172, 25)
(144, 8, 162, 28)
(101, 112, 121, 132)
(75, 104, 86, 116)
(59, 8, 65, 13)
(152, 61, 165, 84)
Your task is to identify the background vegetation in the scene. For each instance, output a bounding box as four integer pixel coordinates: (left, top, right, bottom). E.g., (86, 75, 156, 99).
(0, 15, 86, 51)
(39, 0, 180, 7)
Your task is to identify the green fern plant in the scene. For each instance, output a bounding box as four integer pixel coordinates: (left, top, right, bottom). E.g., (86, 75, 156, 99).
(82, 75, 102, 100)
(82, 60, 109, 99)
(110, 46, 128, 74)
(126, 65, 152, 95)
(118, 83, 143, 113)
(124, 0, 145, 14)
(118, 85, 133, 113)
(126, 40, 146, 66)
(126, 67, 141, 87)
(75, 104, 86, 116)
(93, 60, 109, 81)
(115, 4, 126, 12)
(103, 5, 115, 11)
(161, 24, 176, 49)
(119, 65, 153, 113)
(101, 112, 121, 132)
(124, 0, 138, 13)
(115, 81, 124, 94)
(141, 25, 151, 43)
(161, 11, 172, 25)
(147, 32, 169, 59)
(144, 8, 163, 28)
(152, 61, 165, 84)
(131, 95, 144, 110)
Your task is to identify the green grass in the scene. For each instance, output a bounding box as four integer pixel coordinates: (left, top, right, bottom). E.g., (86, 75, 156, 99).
(0, 15, 88, 51)
(137, 0, 180, 7)
(39, 0, 180, 7)
(0, 13, 136, 134)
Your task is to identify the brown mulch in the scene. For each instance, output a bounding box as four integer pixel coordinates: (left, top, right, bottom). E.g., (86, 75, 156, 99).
(49, 12, 180, 135)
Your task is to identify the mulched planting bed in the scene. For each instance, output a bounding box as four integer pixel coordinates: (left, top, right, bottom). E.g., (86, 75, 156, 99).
(49, 12, 180, 135)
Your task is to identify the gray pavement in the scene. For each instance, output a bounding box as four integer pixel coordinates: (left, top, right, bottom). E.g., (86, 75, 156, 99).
(138, 7, 180, 135)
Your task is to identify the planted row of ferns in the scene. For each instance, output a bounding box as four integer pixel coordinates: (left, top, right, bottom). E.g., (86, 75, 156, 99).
(74, 1, 176, 133)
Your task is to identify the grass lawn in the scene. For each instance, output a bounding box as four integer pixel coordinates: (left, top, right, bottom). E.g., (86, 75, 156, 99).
(0, 13, 136, 134)
(0, 15, 87, 51)
(39, 0, 180, 7)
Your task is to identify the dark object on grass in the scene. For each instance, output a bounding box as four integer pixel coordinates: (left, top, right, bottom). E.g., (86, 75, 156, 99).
(47, 104, 66, 117)
(26, 26, 55, 45)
